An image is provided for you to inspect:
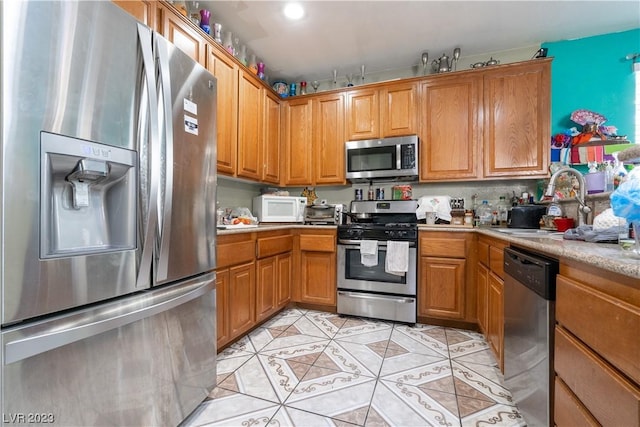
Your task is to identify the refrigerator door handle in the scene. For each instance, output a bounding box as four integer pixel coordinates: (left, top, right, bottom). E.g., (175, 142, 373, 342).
(4, 273, 215, 365)
(136, 23, 160, 289)
(155, 37, 174, 282)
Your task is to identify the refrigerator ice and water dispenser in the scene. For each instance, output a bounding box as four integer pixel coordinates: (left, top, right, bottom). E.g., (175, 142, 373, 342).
(39, 131, 137, 258)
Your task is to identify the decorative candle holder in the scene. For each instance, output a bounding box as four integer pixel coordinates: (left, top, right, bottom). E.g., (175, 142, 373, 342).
(257, 62, 265, 80)
(199, 9, 210, 34)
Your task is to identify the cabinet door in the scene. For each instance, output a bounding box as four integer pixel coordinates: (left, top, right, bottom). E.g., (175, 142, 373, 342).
(488, 271, 504, 371)
(206, 45, 238, 176)
(276, 253, 292, 308)
(237, 71, 263, 180)
(229, 262, 255, 338)
(419, 257, 465, 319)
(256, 257, 277, 322)
(381, 82, 417, 137)
(282, 98, 313, 185)
(346, 88, 379, 140)
(216, 269, 230, 349)
(313, 93, 346, 184)
(300, 251, 336, 306)
(113, 0, 156, 27)
(483, 60, 550, 178)
(419, 75, 480, 180)
(263, 91, 281, 184)
(476, 262, 489, 334)
(158, 4, 206, 66)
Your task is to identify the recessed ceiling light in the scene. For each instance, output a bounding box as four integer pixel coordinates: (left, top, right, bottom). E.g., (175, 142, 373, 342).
(283, 3, 304, 20)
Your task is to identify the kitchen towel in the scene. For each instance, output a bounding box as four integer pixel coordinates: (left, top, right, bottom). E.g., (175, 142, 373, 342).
(360, 240, 378, 267)
(416, 196, 452, 222)
(385, 240, 409, 276)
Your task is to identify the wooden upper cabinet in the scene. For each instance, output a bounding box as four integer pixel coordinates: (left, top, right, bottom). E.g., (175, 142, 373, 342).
(237, 71, 263, 180)
(206, 44, 238, 176)
(313, 93, 346, 185)
(346, 88, 379, 141)
(112, 0, 156, 27)
(483, 59, 551, 178)
(380, 82, 417, 137)
(419, 75, 480, 181)
(158, 3, 206, 66)
(282, 98, 314, 185)
(262, 91, 281, 184)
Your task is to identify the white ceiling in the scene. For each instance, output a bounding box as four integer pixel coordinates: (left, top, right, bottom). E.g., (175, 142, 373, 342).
(196, 1, 640, 83)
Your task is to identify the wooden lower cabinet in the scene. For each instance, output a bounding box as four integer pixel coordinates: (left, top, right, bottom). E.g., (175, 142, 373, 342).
(276, 253, 292, 307)
(476, 263, 489, 334)
(256, 252, 292, 322)
(215, 261, 255, 349)
(487, 271, 503, 371)
(228, 262, 256, 338)
(300, 251, 336, 305)
(476, 234, 507, 372)
(418, 231, 475, 324)
(419, 257, 465, 319)
(215, 269, 230, 349)
(296, 230, 337, 307)
(554, 259, 640, 426)
(256, 257, 277, 322)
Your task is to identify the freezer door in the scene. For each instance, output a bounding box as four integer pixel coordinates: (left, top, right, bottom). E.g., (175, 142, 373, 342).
(154, 35, 217, 285)
(1, 273, 216, 426)
(1, 1, 149, 325)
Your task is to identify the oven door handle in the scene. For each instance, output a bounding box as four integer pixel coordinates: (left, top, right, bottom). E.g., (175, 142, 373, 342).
(339, 239, 388, 246)
(337, 239, 416, 247)
(338, 291, 415, 304)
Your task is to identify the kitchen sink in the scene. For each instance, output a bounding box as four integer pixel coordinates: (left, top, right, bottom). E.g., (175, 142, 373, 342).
(496, 228, 565, 239)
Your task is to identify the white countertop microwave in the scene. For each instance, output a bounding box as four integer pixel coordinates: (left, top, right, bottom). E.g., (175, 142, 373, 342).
(253, 195, 307, 223)
(345, 135, 418, 181)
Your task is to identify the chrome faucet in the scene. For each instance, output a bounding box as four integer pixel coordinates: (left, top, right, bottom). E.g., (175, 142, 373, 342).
(545, 167, 591, 226)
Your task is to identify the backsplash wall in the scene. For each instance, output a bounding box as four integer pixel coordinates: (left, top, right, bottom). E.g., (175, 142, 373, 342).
(218, 176, 539, 214)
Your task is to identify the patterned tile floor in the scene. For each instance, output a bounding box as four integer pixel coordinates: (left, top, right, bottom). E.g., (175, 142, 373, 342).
(181, 308, 526, 427)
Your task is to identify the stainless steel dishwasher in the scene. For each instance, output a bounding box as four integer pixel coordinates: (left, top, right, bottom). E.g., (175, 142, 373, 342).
(503, 246, 558, 427)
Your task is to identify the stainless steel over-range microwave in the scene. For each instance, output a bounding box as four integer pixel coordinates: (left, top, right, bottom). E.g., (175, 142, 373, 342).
(345, 135, 418, 181)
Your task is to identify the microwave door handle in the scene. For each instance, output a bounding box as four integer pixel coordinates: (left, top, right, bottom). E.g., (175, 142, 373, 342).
(396, 144, 402, 170)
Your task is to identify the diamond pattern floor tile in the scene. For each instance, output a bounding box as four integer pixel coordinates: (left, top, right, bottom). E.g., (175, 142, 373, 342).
(182, 391, 279, 427)
(185, 312, 525, 426)
(374, 379, 461, 426)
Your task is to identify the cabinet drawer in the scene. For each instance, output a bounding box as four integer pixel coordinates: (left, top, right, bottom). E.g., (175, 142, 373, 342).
(488, 245, 504, 279)
(217, 240, 255, 269)
(554, 376, 599, 427)
(257, 235, 293, 258)
(556, 275, 640, 383)
(300, 234, 335, 252)
(555, 326, 640, 427)
(420, 237, 466, 258)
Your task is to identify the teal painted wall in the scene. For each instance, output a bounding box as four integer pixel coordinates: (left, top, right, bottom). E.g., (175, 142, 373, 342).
(543, 28, 639, 139)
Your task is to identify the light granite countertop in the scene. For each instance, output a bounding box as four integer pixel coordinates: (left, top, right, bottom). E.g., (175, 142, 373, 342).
(418, 224, 640, 280)
(217, 224, 640, 280)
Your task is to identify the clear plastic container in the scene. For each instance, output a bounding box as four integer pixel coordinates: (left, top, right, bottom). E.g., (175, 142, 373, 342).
(477, 200, 493, 228)
(496, 196, 509, 226)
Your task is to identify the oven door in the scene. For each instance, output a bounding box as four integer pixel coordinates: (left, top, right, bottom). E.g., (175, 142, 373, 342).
(337, 241, 417, 296)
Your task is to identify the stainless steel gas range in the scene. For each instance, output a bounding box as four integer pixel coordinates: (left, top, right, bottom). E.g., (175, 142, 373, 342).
(337, 200, 418, 323)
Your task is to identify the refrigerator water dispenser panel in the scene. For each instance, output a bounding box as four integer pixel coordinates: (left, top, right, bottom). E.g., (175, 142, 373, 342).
(40, 132, 137, 258)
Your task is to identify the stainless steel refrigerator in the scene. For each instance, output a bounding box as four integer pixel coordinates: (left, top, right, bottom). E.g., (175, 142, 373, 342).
(1, 2, 217, 425)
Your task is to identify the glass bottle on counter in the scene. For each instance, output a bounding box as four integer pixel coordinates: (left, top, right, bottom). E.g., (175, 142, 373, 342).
(477, 200, 493, 228)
